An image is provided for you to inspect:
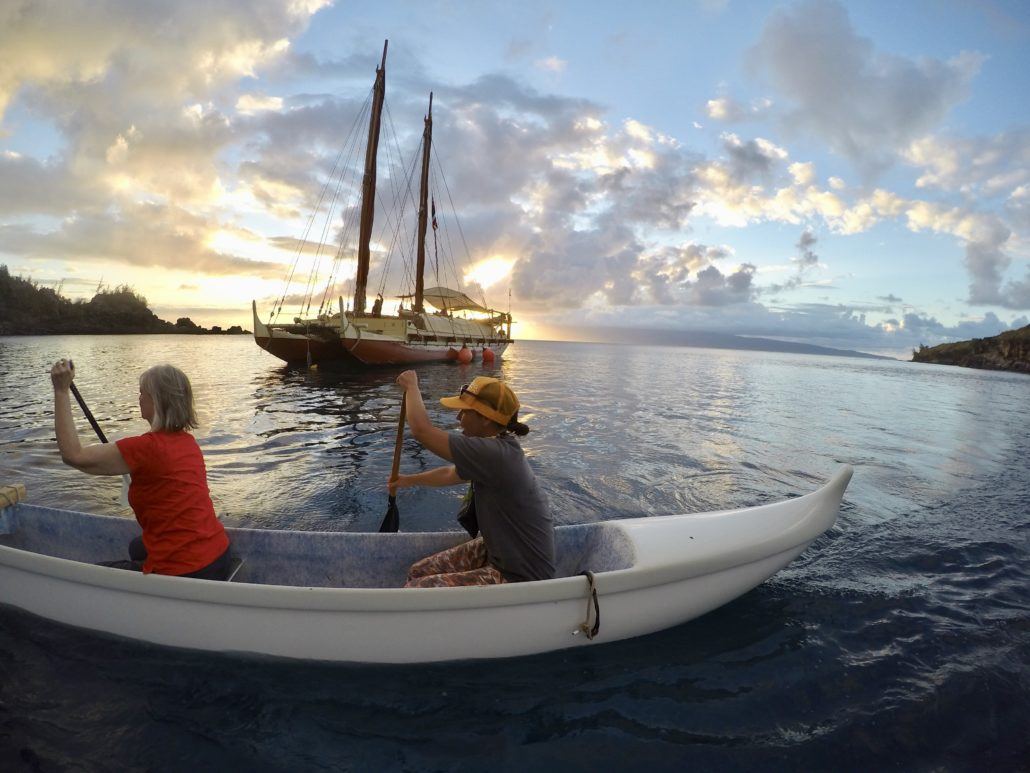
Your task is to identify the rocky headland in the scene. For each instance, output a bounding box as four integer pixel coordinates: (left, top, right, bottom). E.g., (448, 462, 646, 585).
(912, 325, 1030, 374)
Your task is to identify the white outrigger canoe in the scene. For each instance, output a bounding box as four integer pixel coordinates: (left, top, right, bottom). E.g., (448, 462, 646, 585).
(0, 466, 852, 663)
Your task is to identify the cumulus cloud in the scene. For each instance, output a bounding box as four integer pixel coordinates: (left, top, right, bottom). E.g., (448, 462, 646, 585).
(689, 263, 757, 305)
(721, 133, 788, 182)
(748, 0, 982, 174)
(705, 96, 772, 122)
(903, 129, 1030, 198)
(1, 0, 1024, 345)
(0, 0, 329, 288)
(633, 243, 731, 304)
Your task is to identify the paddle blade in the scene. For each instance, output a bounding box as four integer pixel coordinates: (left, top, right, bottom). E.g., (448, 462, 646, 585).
(379, 495, 399, 533)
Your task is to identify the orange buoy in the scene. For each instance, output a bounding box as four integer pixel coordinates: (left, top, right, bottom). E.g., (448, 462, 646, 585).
(482, 347, 495, 363)
(456, 347, 473, 364)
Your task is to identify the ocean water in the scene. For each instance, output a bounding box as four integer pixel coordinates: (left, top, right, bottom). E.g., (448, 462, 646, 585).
(0, 335, 1027, 771)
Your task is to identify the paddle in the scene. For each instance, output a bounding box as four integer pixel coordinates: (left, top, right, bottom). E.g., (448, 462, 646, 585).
(379, 394, 406, 533)
(67, 365, 131, 507)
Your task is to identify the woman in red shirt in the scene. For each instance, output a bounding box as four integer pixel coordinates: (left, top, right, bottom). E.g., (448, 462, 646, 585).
(51, 360, 231, 580)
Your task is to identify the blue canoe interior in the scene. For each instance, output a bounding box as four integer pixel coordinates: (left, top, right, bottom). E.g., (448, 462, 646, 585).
(0, 503, 635, 588)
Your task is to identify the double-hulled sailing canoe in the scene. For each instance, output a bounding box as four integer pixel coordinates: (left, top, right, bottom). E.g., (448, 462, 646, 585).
(253, 42, 513, 367)
(0, 467, 852, 664)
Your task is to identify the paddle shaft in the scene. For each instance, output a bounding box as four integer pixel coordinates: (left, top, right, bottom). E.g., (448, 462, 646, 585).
(390, 393, 407, 484)
(67, 374, 131, 507)
(378, 394, 406, 532)
(69, 382, 110, 444)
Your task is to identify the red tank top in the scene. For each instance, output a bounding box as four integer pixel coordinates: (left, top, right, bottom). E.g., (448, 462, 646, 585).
(115, 431, 229, 575)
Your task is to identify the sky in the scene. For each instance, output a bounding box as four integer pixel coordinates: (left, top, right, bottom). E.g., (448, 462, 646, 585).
(1, 0, 1029, 356)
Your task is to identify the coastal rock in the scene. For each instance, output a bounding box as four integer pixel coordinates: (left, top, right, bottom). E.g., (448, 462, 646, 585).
(912, 325, 1030, 374)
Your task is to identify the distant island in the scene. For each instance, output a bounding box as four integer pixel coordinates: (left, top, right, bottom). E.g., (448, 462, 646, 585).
(540, 324, 895, 360)
(912, 325, 1030, 374)
(0, 265, 248, 336)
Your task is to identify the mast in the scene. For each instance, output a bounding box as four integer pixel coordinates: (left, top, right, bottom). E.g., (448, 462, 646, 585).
(414, 92, 433, 314)
(352, 40, 388, 316)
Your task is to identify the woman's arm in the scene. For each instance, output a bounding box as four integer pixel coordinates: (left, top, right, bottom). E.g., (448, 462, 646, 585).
(397, 370, 454, 461)
(52, 361, 131, 476)
(389, 465, 464, 495)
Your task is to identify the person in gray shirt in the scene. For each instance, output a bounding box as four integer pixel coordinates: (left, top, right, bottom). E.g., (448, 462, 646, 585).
(390, 371, 555, 587)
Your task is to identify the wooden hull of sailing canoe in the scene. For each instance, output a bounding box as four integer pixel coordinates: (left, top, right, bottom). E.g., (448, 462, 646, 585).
(0, 467, 853, 663)
(254, 331, 354, 366)
(251, 300, 356, 366)
(342, 336, 511, 365)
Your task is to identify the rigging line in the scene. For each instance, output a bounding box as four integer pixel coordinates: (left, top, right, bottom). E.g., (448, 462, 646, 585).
(377, 103, 423, 297)
(432, 146, 488, 308)
(373, 112, 423, 301)
(372, 165, 417, 304)
(429, 165, 468, 300)
(273, 153, 339, 321)
(275, 90, 373, 321)
(433, 207, 441, 288)
(394, 138, 425, 299)
(372, 106, 406, 297)
(316, 118, 368, 316)
(304, 143, 354, 317)
(317, 96, 373, 315)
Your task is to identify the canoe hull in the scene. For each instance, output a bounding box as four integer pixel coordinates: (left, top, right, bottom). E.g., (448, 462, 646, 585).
(0, 466, 853, 663)
(0, 544, 808, 662)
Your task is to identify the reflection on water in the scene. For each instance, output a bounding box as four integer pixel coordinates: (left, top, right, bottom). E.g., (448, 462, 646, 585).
(1, 334, 1028, 768)
(1, 334, 1027, 533)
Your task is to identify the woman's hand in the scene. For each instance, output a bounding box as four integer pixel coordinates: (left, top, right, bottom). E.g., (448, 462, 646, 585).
(51, 359, 74, 392)
(396, 370, 419, 392)
(388, 474, 411, 496)
(388, 467, 463, 492)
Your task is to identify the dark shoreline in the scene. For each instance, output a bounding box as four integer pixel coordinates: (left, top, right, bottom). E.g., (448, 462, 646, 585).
(911, 324, 1030, 374)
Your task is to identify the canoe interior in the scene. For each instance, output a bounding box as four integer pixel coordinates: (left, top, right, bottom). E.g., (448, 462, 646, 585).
(0, 505, 636, 588)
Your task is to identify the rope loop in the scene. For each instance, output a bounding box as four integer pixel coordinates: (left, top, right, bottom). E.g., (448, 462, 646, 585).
(578, 570, 600, 640)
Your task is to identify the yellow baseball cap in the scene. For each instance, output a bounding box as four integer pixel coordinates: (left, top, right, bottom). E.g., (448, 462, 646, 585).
(440, 377, 520, 426)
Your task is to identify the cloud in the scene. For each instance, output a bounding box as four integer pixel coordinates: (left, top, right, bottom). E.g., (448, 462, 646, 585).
(689, 263, 757, 306)
(795, 229, 818, 267)
(0, 204, 283, 278)
(1, 1, 1024, 345)
(705, 96, 772, 122)
(721, 132, 788, 182)
(0, 151, 99, 215)
(535, 56, 567, 73)
(903, 129, 1030, 198)
(633, 243, 731, 304)
(748, 0, 982, 174)
(236, 93, 284, 114)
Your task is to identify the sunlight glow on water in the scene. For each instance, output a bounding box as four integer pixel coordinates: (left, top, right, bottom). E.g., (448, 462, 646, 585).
(1, 334, 1027, 768)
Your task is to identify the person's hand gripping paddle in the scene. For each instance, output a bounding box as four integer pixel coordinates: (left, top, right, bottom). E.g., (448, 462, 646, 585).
(379, 393, 406, 532)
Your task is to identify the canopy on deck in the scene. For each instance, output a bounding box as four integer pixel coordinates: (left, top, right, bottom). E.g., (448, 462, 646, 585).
(420, 286, 488, 312)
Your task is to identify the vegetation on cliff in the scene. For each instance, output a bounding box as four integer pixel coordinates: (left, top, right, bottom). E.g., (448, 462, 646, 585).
(0, 265, 247, 336)
(912, 325, 1030, 374)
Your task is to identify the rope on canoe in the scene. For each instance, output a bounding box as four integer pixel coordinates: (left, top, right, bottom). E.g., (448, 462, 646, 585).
(578, 570, 600, 640)
(0, 484, 26, 509)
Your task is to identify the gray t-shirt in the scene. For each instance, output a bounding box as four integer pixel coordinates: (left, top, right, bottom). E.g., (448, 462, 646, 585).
(449, 433, 555, 582)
